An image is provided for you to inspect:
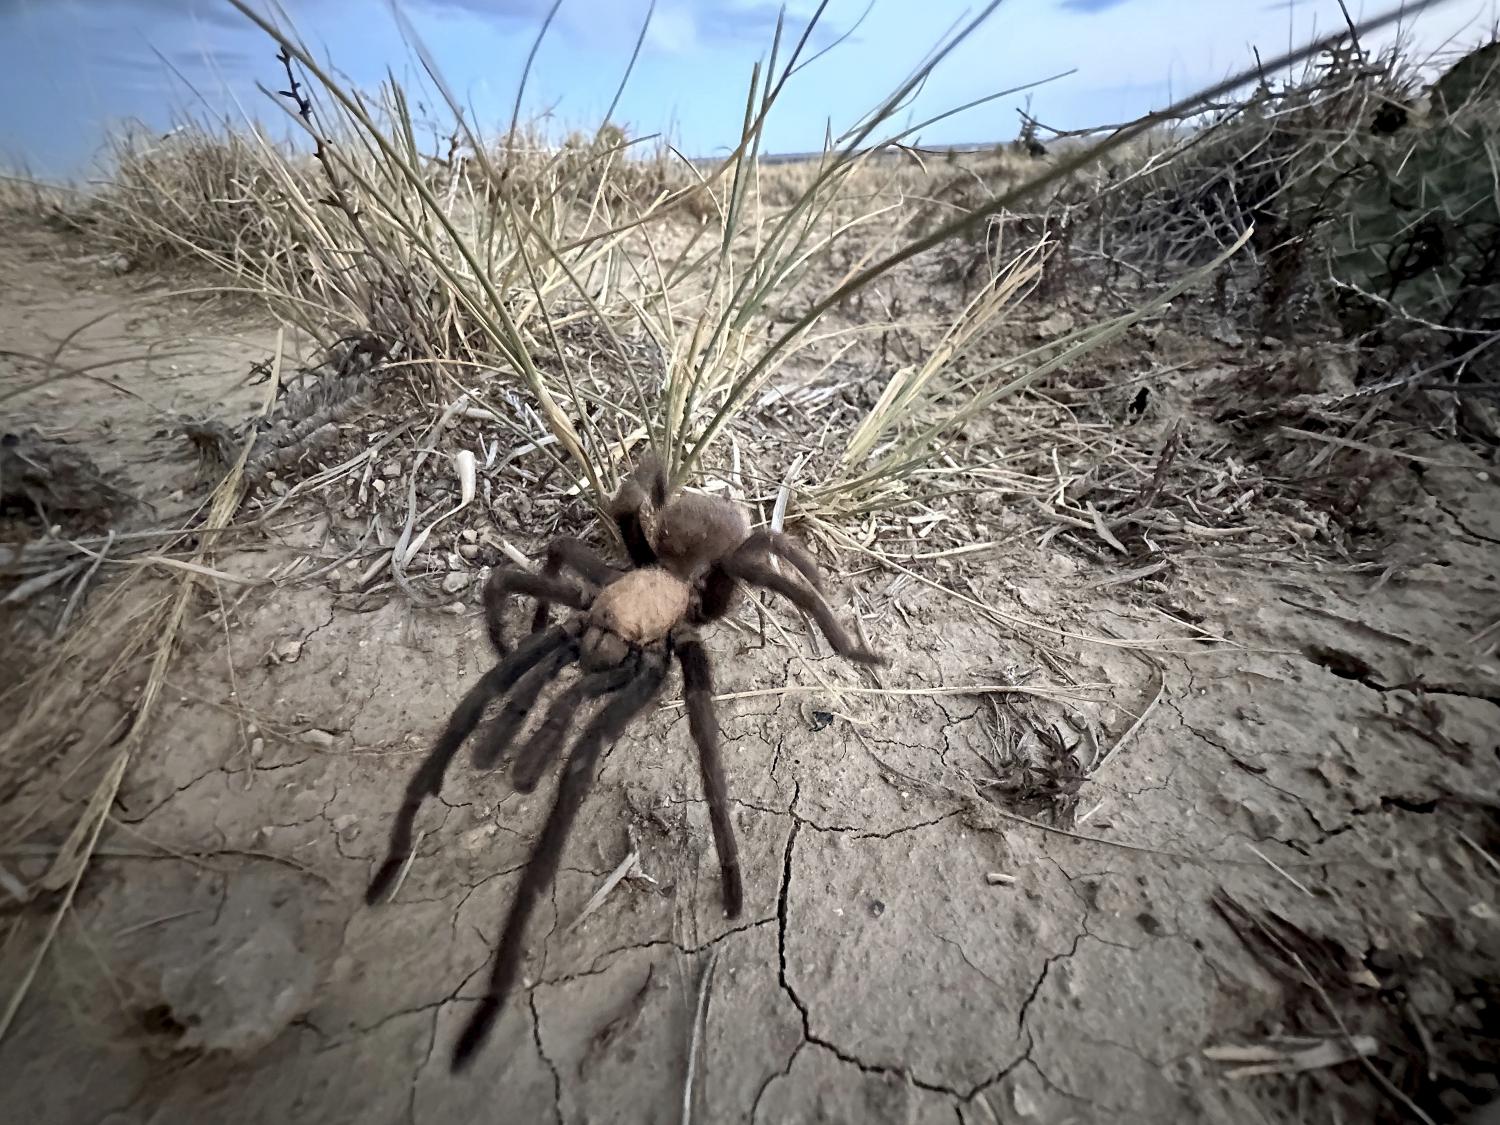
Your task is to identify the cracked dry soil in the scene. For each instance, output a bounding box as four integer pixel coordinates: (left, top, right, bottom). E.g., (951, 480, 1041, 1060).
(3, 223, 1499, 1125)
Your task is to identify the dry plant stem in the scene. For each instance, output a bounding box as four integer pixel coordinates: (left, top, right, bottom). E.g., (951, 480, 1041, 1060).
(1278, 425, 1479, 469)
(0, 349, 196, 411)
(55, 530, 114, 635)
(1247, 844, 1315, 897)
(0, 329, 285, 1046)
(1457, 830, 1500, 877)
(682, 947, 719, 1125)
(387, 829, 427, 903)
(105, 815, 337, 889)
(814, 230, 1252, 515)
(0, 758, 121, 1039)
(0, 287, 314, 406)
(1089, 675, 1165, 778)
(819, 521, 1213, 652)
(977, 795, 1336, 868)
(390, 397, 469, 605)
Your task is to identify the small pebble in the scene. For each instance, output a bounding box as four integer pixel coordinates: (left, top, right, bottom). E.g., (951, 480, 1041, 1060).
(301, 729, 336, 748)
(986, 872, 1016, 886)
(248, 737, 265, 761)
(458, 543, 481, 561)
(442, 571, 470, 595)
(271, 639, 303, 665)
(380, 459, 401, 479)
(460, 528, 478, 543)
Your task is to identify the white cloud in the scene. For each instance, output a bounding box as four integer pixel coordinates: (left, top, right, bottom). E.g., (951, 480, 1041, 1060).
(643, 4, 698, 53)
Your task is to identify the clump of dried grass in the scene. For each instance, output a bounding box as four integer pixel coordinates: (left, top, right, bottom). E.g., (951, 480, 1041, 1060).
(175, 0, 1055, 512)
(19, 0, 1446, 564)
(86, 120, 315, 270)
(0, 172, 80, 223)
(845, 21, 1500, 576)
(1068, 32, 1500, 357)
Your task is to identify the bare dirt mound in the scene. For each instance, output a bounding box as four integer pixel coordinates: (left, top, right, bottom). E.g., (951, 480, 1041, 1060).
(2, 218, 1497, 1125)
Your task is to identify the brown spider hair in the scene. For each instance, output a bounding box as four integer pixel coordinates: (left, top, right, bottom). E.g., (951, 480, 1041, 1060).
(365, 457, 880, 1070)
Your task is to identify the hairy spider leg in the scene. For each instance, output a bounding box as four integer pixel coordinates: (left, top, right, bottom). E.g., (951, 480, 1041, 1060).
(612, 504, 656, 568)
(734, 529, 826, 591)
(450, 652, 671, 1071)
(470, 639, 581, 770)
(510, 658, 641, 792)
(722, 553, 882, 665)
(695, 564, 739, 623)
(482, 569, 590, 655)
(623, 451, 669, 506)
(694, 530, 829, 627)
(675, 632, 743, 918)
(609, 454, 668, 567)
(528, 537, 621, 636)
(365, 626, 571, 905)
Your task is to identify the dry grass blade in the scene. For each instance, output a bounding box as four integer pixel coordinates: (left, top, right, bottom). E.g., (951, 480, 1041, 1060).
(566, 847, 642, 934)
(1089, 675, 1164, 778)
(681, 947, 719, 1125)
(1206, 1035, 1379, 1079)
(807, 228, 1253, 519)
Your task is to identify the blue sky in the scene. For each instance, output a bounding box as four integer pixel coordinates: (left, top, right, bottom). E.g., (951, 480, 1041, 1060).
(0, 0, 1494, 179)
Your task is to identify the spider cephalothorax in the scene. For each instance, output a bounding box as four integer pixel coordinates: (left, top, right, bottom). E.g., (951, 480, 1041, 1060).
(364, 456, 880, 1070)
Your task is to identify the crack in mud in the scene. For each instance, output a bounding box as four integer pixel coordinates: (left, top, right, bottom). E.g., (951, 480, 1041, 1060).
(300, 603, 338, 651)
(1285, 619, 1500, 710)
(748, 1039, 804, 1124)
(1425, 482, 1500, 547)
(1302, 642, 1389, 691)
(408, 1006, 438, 1125)
(790, 807, 958, 839)
(529, 989, 563, 1118)
(773, 793, 985, 1101)
(927, 927, 1008, 995)
(551, 916, 774, 986)
(1014, 930, 1084, 1039)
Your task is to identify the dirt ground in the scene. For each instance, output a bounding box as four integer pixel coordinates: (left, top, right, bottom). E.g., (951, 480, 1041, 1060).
(2, 214, 1498, 1125)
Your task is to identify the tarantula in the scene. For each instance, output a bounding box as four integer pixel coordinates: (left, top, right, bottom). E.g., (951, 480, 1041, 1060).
(365, 456, 880, 1071)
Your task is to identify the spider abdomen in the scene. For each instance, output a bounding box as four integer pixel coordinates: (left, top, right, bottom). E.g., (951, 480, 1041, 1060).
(589, 567, 691, 644)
